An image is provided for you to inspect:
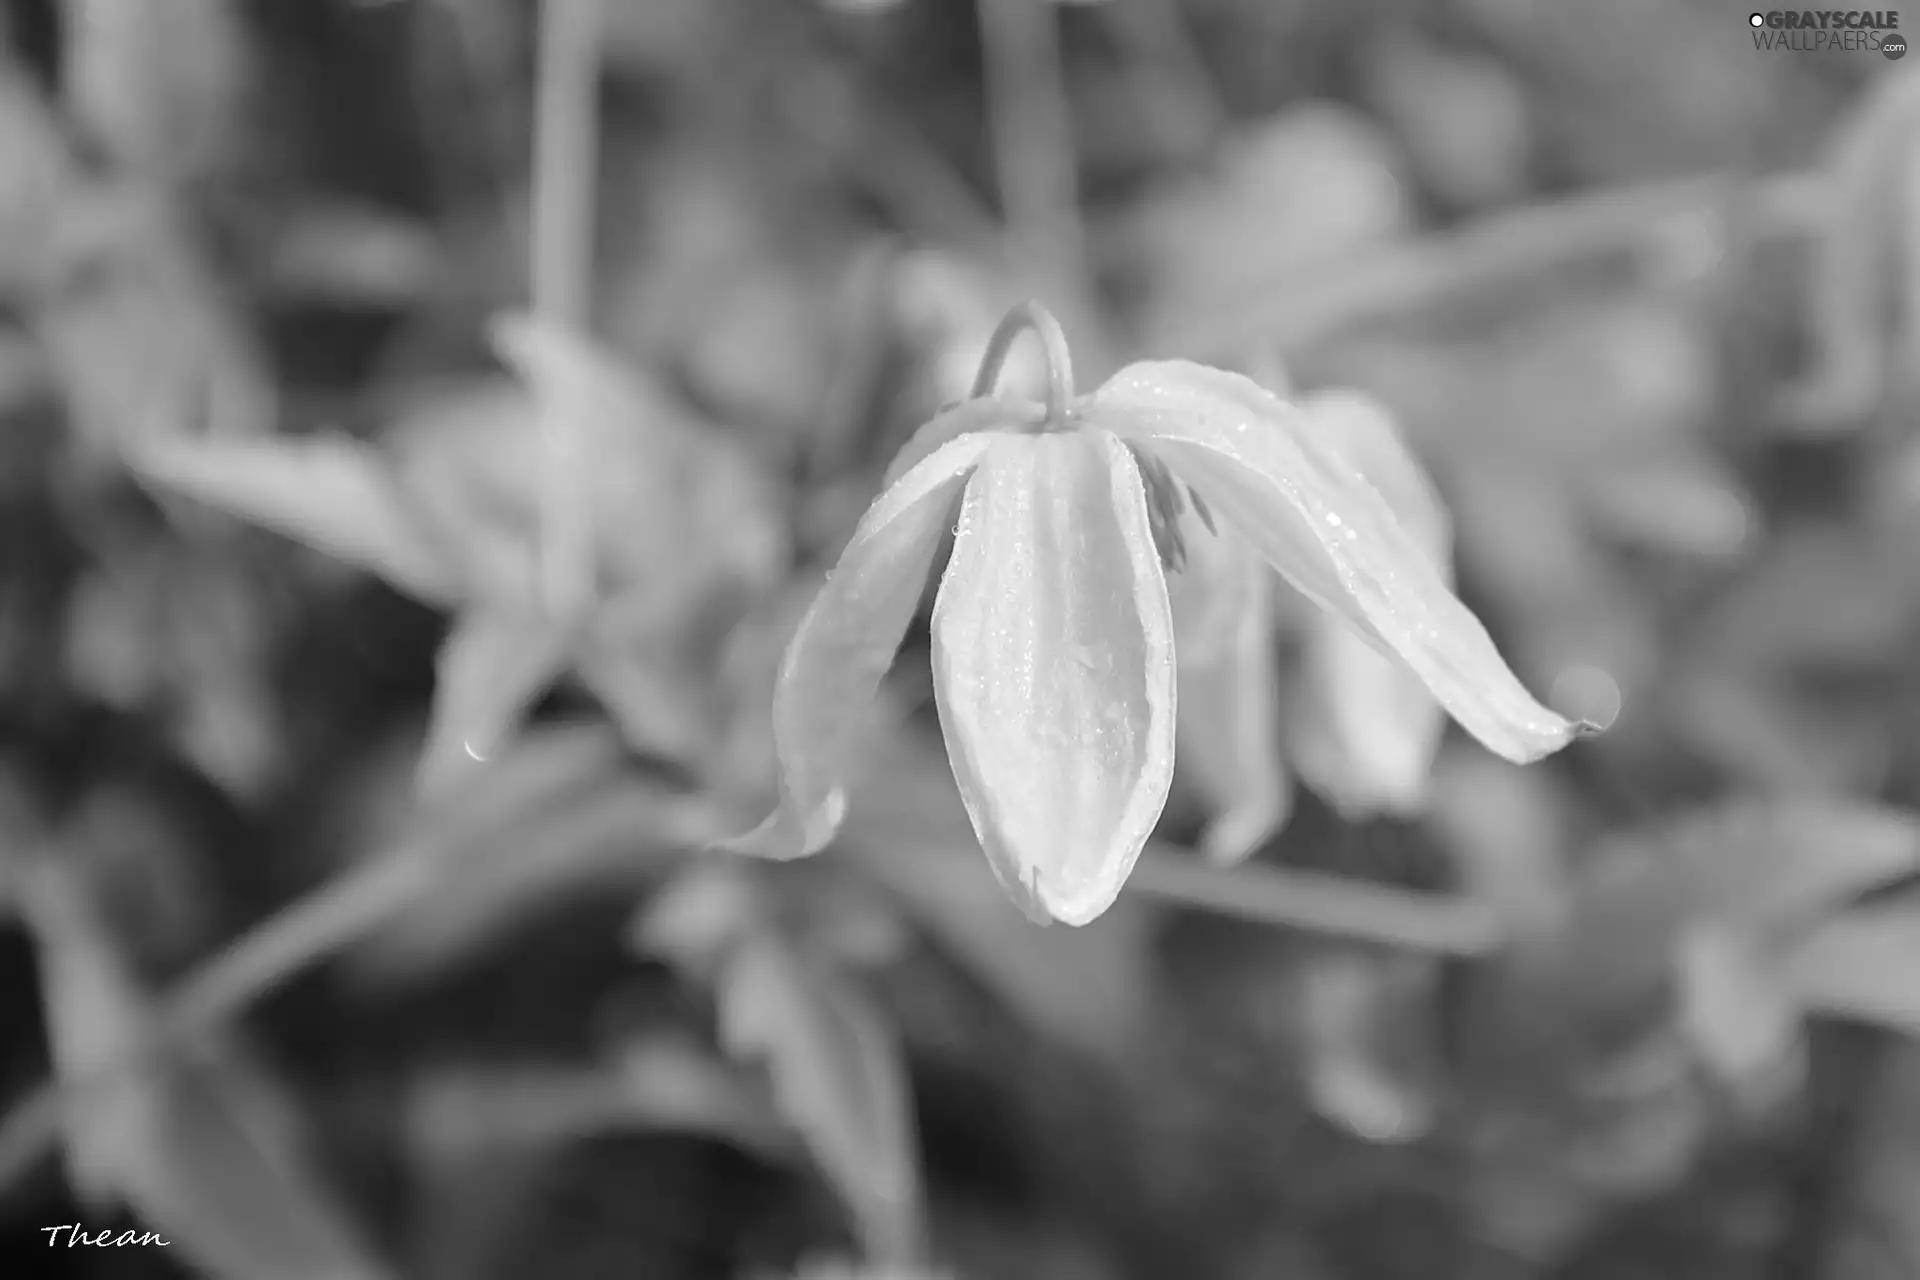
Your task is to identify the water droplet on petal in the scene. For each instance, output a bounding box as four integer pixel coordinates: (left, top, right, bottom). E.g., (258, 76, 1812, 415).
(464, 740, 487, 762)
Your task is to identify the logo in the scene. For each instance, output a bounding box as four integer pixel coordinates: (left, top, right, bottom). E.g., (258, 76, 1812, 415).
(1749, 10, 1905, 56)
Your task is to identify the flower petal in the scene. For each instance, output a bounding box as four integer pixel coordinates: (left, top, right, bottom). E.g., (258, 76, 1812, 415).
(1165, 496, 1254, 665)
(881, 395, 1045, 489)
(1289, 623, 1444, 817)
(1286, 391, 1450, 815)
(931, 428, 1176, 925)
(1304, 389, 1451, 566)
(1176, 555, 1293, 864)
(1094, 361, 1588, 764)
(723, 432, 1000, 859)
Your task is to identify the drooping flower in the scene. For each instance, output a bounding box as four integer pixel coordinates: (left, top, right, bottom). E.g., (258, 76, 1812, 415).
(726, 304, 1593, 925)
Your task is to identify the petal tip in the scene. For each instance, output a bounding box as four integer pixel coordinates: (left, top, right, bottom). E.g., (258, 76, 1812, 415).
(1031, 873, 1127, 927)
(1200, 806, 1284, 867)
(989, 863, 1119, 927)
(713, 790, 847, 861)
(1496, 713, 1601, 765)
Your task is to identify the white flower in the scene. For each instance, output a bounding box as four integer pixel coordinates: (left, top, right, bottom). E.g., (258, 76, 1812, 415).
(726, 316, 1592, 926)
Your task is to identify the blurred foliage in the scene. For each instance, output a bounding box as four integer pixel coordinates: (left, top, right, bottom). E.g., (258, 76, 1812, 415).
(0, 0, 1918, 1278)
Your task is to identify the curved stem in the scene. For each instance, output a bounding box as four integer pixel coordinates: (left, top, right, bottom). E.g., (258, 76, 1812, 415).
(969, 300, 1075, 426)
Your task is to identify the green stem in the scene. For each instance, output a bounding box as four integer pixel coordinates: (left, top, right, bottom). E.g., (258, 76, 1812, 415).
(530, 0, 603, 623)
(970, 300, 1075, 426)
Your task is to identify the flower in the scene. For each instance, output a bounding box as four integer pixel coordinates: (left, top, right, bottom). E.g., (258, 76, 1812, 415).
(725, 305, 1593, 926)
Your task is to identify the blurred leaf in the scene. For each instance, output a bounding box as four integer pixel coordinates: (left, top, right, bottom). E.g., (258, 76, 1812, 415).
(22, 858, 391, 1280)
(1869, 433, 1920, 531)
(887, 249, 1044, 418)
(710, 581, 821, 798)
(416, 608, 569, 798)
(638, 857, 909, 980)
(36, 189, 274, 460)
(1783, 66, 1920, 433)
(452, 314, 789, 626)
(144, 315, 791, 790)
(61, 0, 251, 185)
(773, 864, 915, 970)
(1428, 745, 1574, 934)
(1785, 897, 1920, 1034)
(632, 860, 762, 973)
(1460, 800, 1920, 1257)
(1299, 948, 1439, 1144)
(258, 204, 442, 307)
(64, 547, 287, 797)
(128, 432, 461, 602)
(1667, 524, 1912, 791)
(1582, 458, 1751, 561)
(235, 721, 637, 996)
(1361, 33, 1531, 212)
(1461, 0, 1773, 185)
(598, 137, 853, 446)
(717, 929, 924, 1265)
(1462, 1019, 1711, 1266)
(1671, 670, 1895, 796)
(679, 262, 837, 440)
(1115, 104, 1412, 325)
(63, 782, 221, 964)
(785, 1261, 951, 1280)
(1557, 1026, 1708, 1194)
(0, 63, 79, 288)
(573, 598, 724, 769)
(599, 0, 729, 76)
(1674, 922, 1803, 1116)
(405, 1040, 790, 1168)
(1667, 800, 1920, 934)
(1817, 1041, 1920, 1280)
(1558, 799, 1920, 1003)
(348, 751, 717, 986)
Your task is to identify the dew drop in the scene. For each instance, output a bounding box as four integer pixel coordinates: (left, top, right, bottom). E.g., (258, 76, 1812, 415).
(1325, 513, 1343, 528)
(463, 740, 488, 762)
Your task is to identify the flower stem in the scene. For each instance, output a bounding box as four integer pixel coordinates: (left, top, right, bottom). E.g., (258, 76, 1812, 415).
(530, 0, 603, 623)
(1131, 846, 1504, 956)
(1150, 170, 1821, 358)
(970, 299, 1075, 426)
(531, 0, 601, 328)
(975, 0, 1099, 359)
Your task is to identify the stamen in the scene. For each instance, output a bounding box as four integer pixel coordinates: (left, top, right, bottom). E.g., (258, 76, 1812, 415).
(1189, 486, 1218, 536)
(1125, 444, 1189, 573)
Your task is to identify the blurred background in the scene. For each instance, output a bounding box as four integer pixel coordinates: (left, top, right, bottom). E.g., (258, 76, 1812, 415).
(2, 0, 1920, 1276)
